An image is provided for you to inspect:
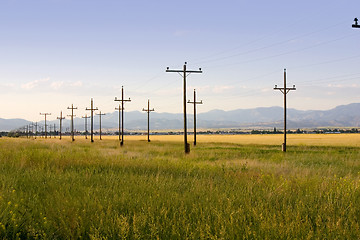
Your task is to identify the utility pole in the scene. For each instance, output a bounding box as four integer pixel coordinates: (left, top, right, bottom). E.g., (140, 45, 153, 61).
(86, 98, 98, 143)
(40, 126, 43, 138)
(353, 18, 359, 28)
(82, 115, 90, 139)
(49, 124, 52, 138)
(33, 122, 38, 139)
(40, 113, 51, 139)
(274, 69, 296, 152)
(166, 62, 202, 153)
(67, 104, 78, 142)
(28, 124, 32, 138)
(57, 111, 65, 140)
(114, 86, 131, 146)
(142, 99, 155, 142)
(26, 125, 29, 138)
(96, 111, 106, 140)
(115, 104, 122, 141)
(187, 89, 203, 146)
(53, 124, 56, 138)
(41, 126, 44, 138)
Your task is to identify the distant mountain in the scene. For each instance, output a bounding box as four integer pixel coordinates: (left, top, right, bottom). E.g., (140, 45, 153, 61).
(3, 103, 360, 131)
(0, 118, 31, 132)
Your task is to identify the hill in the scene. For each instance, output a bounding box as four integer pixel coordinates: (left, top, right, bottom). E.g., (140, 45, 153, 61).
(2, 103, 360, 131)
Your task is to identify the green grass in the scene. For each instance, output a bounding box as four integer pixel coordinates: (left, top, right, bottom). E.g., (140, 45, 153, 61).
(1, 137, 360, 239)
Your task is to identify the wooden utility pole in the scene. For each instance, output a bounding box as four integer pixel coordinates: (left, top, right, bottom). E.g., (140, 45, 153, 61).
(115, 104, 122, 141)
(28, 124, 31, 138)
(33, 122, 38, 139)
(142, 99, 155, 142)
(166, 62, 202, 153)
(82, 115, 90, 139)
(187, 89, 203, 146)
(353, 18, 359, 28)
(86, 98, 98, 143)
(26, 125, 29, 138)
(40, 126, 43, 138)
(49, 124, 52, 138)
(40, 113, 51, 139)
(96, 111, 106, 140)
(114, 86, 131, 146)
(57, 111, 65, 140)
(67, 104, 78, 142)
(274, 69, 296, 152)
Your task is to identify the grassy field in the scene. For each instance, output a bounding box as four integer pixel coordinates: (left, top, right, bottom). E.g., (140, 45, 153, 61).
(1, 135, 360, 239)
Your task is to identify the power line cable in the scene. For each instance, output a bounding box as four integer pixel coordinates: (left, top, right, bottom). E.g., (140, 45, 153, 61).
(192, 20, 349, 65)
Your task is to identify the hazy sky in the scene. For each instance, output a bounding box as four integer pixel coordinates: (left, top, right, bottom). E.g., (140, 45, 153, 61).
(1, 0, 360, 121)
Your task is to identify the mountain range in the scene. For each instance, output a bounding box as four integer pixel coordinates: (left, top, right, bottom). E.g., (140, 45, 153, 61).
(2, 103, 360, 132)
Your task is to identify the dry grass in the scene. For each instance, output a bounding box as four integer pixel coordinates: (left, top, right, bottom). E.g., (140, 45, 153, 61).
(98, 133, 360, 147)
(2, 135, 360, 238)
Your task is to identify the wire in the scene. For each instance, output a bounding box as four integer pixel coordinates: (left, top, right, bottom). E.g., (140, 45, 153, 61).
(192, 20, 349, 65)
(289, 54, 360, 70)
(202, 32, 358, 70)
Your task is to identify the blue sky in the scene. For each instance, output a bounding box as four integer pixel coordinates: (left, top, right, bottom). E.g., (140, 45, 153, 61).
(0, 0, 360, 121)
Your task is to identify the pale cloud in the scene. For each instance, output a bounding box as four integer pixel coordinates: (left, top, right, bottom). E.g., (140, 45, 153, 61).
(0, 82, 16, 88)
(327, 83, 360, 89)
(52, 80, 83, 89)
(22, 79, 83, 91)
(261, 88, 271, 93)
(70, 81, 83, 87)
(212, 85, 234, 93)
(189, 85, 210, 92)
(21, 78, 50, 90)
(50, 81, 64, 90)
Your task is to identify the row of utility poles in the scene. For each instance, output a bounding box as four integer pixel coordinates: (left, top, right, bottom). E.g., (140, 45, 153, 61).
(165, 62, 295, 154)
(36, 61, 291, 154)
(6, 18, 360, 154)
(35, 15, 360, 152)
(19, 122, 65, 139)
(35, 86, 158, 146)
(35, 82, 204, 152)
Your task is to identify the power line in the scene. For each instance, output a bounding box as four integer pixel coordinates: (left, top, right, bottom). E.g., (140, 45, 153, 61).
(39, 112, 51, 139)
(96, 111, 106, 140)
(142, 99, 155, 142)
(114, 86, 131, 146)
(86, 98, 98, 143)
(274, 69, 296, 152)
(57, 111, 65, 140)
(192, 20, 349, 65)
(67, 104, 78, 142)
(82, 114, 90, 139)
(33, 122, 38, 139)
(202, 32, 358, 70)
(115, 104, 122, 141)
(353, 18, 359, 28)
(187, 89, 203, 146)
(49, 124, 53, 138)
(166, 62, 202, 154)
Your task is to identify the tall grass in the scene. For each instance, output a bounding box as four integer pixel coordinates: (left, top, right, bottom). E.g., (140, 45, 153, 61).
(0, 137, 360, 239)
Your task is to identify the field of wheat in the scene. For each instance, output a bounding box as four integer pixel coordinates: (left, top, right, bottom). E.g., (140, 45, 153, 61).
(0, 135, 360, 239)
(114, 133, 360, 146)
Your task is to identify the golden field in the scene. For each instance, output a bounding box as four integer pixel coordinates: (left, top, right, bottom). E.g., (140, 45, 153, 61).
(97, 133, 360, 147)
(1, 134, 360, 238)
